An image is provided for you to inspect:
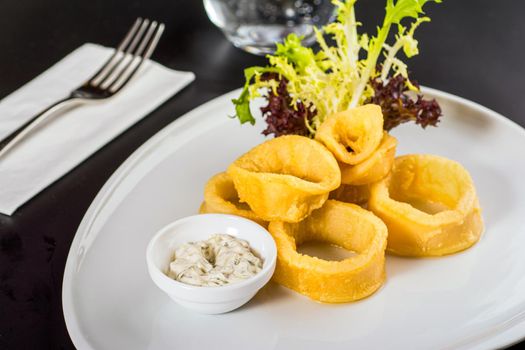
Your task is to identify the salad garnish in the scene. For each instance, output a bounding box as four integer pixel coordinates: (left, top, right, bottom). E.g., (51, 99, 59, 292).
(232, 0, 443, 137)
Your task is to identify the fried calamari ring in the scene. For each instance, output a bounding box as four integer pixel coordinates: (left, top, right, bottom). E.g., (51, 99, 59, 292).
(269, 200, 387, 303)
(368, 154, 484, 257)
(228, 135, 341, 223)
(330, 184, 370, 206)
(199, 172, 267, 227)
(339, 133, 397, 185)
(315, 104, 384, 165)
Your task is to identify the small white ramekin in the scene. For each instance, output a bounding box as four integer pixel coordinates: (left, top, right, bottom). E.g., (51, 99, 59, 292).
(146, 213, 277, 314)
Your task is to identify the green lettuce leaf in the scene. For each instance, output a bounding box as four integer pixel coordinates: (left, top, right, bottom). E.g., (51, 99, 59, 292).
(232, 0, 442, 135)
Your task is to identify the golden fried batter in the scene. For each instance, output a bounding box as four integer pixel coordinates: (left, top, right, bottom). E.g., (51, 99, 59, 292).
(269, 200, 387, 303)
(228, 135, 341, 223)
(368, 154, 484, 256)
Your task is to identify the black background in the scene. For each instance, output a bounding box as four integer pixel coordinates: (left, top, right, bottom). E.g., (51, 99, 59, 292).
(0, 0, 524, 349)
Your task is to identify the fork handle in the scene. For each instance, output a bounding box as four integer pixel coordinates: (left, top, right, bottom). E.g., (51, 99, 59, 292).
(0, 96, 81, 160)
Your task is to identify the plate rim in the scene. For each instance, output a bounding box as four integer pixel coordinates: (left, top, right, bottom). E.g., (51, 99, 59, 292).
(62, 87, 525, 350)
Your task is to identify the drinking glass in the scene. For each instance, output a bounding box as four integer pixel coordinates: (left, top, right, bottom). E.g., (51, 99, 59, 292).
(203, 0, 335, 55)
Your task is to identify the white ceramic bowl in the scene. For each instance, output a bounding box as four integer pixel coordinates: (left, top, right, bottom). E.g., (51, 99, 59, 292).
(146, 214, 277, 314)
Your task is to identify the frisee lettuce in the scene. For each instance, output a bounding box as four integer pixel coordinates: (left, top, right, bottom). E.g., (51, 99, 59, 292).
(233, 0, 442, 136)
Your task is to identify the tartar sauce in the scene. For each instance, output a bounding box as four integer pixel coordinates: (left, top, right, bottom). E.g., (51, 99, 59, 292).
(168, 234, 263, 287)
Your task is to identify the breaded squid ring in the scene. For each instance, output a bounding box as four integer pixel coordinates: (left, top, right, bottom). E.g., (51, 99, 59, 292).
(330, 184, 370, 206)
(228, 135, 341, 223)
(269, 200, 387, 303)
(339, 133, 397, 185)
(199, 172, 267, 227)
(315, 104, 384, 165)
(368, 154, 484, 257)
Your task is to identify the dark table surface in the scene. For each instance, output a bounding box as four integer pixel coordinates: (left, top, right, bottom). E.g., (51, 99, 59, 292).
(0, 0, 524, 349)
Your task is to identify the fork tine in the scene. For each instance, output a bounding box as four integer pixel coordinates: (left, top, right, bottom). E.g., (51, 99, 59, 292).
(100, 20, 157, 90)
(123, 19, 150, 55)
(116, 18, 143, 51)
(108, 22, 165, 93)
(141, 23, 164, 61)
(91, 18, 150, 87)
(135, 21, 159, 58)
(86, 18, 143, 87)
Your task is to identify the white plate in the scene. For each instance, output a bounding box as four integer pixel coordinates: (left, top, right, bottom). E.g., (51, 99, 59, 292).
(63, 88, 525, 350)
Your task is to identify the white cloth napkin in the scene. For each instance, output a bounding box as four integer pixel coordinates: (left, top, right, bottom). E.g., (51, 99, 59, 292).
(0, 43, 195, 215)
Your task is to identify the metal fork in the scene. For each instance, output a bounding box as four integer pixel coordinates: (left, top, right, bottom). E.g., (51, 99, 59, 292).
(0, 18, 165, 159)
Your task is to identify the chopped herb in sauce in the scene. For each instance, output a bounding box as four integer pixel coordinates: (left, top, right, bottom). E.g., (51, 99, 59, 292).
(168, 234, 263, 287)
